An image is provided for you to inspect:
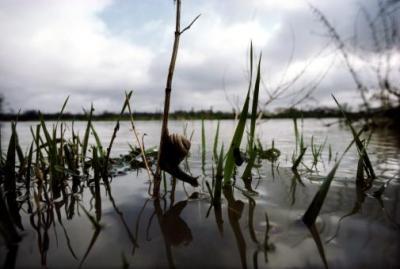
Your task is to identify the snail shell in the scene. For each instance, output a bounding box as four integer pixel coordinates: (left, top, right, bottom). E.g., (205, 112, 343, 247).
(160, 133, 191, 167)
(159, 133, 199, 187)
(169, 133, 191, 164)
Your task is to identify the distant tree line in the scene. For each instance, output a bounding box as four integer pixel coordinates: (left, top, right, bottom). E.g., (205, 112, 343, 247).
(1, 107, 390, 122)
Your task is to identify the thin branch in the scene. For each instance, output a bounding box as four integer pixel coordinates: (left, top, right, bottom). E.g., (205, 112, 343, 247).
(125, 92, 154, 180)
(180, 14, 201, 35)
(309, 4, 371, 112)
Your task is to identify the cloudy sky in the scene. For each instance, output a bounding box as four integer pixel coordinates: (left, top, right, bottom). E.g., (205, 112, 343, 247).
(0, 0, 398, 113)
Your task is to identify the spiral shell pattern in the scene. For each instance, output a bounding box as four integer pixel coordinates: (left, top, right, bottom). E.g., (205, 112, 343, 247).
(169, 133, 190, 160)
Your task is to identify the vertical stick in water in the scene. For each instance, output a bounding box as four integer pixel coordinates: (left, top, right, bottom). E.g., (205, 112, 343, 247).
(154, 0, 200, 196)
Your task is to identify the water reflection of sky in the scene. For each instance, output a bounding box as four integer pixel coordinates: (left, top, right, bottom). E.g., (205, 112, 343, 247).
(1, 119, 400, 268)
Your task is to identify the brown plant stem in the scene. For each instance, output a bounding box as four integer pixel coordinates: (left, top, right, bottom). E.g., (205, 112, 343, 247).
(154, 0, 200, 197)
(126, 92, 153, 180)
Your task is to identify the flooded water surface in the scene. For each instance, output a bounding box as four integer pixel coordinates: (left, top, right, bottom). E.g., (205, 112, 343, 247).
(1, 119, 399, 268)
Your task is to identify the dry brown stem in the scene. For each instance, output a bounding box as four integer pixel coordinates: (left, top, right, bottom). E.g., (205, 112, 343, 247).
(154, 0, 200, 197)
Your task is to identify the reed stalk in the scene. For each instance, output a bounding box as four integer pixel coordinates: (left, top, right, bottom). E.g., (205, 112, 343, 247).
(154, 0, 200, 196)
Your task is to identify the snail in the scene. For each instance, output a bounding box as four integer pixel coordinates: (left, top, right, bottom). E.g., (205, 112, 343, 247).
(159, 132, 199, 187)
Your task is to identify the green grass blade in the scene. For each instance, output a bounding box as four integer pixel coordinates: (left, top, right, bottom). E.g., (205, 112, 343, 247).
(242, 54, 262, 180)
(293, 118, 299, 156)
(56, 96, 70, 128)
(223, 89, 250, 185)
(213, 121, 220, 162)
(39, 114, 52, 147)
(4, 122, 17, 197)
(4, 122, 23, 230)
(300, 118, 305, 151)
(104, 91, 132, 171)
(92, 147, 102, 222)
(302, 135, 357, 228)
(205, 181, 214, 203)
(40, 113, 62, 197)
(249, 41, 253, 83)
(201, 119, 206, 168)
(248, 53, 262, 150)
(90, 123, 104, 159)
(242, 147, 257, 180)
(223, 42, 254, 185)
(0, 188, 21, 245)
(292, 147, 307, 170)
(15, 136, 24, 169)
(81, 104, 94, 164)
(25, 142, 33, 195)
(332, 95, 376, 179)
(214, 144, 224, 206)
(98, 91, 134, 180)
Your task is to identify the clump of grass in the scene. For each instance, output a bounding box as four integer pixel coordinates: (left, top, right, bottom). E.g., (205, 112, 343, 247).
(0, 92, 152, 211)
(224, 43, 263, 186)
(0, 91, 154, 268)
(310, 136, 327, 170)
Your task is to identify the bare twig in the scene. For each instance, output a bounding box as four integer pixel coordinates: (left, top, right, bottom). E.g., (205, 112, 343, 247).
(309, 4, 371, 112)
(180, 14, 201, 35)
